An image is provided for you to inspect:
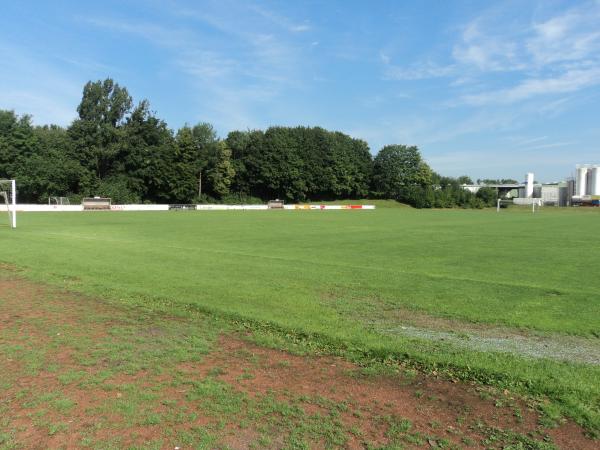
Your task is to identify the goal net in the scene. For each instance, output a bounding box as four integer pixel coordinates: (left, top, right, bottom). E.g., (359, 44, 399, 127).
(0, 179, 16, 228)
(49, 196, 70, 205)
(497, 197, 541, 213)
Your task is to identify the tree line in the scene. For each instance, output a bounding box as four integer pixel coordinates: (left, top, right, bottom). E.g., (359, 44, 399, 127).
(0, 78, 497, 208)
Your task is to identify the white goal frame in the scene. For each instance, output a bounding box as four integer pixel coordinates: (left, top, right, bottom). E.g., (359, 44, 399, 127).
(496, 198, 512, 212)
(49, 196, 70, 206)
(497, 197, 540, 213)
(0, 179, 16, 228)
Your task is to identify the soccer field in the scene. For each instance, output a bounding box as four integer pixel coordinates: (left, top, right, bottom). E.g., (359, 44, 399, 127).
(2, 207, 599, 334)
(1, 207, 600, 435)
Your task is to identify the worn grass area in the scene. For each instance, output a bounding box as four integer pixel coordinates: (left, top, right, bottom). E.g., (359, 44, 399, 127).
(0, 208, 599, 438)
(0, 273, 594, 449)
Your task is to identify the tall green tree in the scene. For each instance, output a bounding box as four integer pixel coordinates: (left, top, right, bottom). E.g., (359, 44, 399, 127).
(19, 125, 87, 202)
(227, 126, 372, 202)
(172, 126, 201, 202)
(206, 141, 236, 198)
(122, 100, 176, 203)
(0, 111, 86, 203)
(0, 110, 37, 180)
(191, 122, 218, 198)
(226, 130, 253, 196)
(68, 79, 132, 184)
(324, 131, 372, 199)
(372, 145, 432, 201)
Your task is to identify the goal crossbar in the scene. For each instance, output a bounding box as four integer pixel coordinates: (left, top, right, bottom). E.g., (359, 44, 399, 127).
(0, 179, 16, 228)
(497, 197, 540, 213)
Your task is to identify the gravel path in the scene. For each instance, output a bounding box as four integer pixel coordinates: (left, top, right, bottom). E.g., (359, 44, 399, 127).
(382, 324, 600, 365)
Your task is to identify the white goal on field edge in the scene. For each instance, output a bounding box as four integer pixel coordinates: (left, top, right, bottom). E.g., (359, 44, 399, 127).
(49, 196, 70, 206)
(497, 197, 541, 213)
(0, 179, 16, 228)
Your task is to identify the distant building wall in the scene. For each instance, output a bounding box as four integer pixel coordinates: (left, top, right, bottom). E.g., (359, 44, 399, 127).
(541, 185, 559, 205)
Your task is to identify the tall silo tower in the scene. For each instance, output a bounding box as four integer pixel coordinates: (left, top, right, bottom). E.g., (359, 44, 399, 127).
(525, 173, 534, 198)
(576, 166, 588, 197)
(591, 166, 600, 196)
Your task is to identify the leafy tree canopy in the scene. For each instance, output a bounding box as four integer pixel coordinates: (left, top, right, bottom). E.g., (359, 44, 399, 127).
(372, 145, 432, 201)
(0, 78, 492, 209)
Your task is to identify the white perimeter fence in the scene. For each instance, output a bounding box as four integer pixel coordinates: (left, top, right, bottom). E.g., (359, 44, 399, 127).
(0, 204, 376, 212)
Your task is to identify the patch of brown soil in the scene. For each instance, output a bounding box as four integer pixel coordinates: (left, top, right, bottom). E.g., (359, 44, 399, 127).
(0, 274, 597, 449)
(179, 336, 595, 449)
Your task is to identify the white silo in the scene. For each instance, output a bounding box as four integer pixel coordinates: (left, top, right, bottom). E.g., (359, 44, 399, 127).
(592, 166, 600, 196)
(576, 166, 588, 197)
(526, 172, 534, 198)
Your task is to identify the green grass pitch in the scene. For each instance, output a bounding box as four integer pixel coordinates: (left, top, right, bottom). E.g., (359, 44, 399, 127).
(1, 206, 600, 433)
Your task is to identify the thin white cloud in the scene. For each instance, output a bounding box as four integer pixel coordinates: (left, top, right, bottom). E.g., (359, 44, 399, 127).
(520, 141, 575, 151)
(533, 97, 572, 117)
(84, 17, 191, 48)
(450, 2, 600, 106)
(452, 19, 523, 72)
(527, 4, 600, 65)
(380, 0, 600, 117)
(84, 12, 305, 132)
(55, 56, 116, 74)
(423, 110, 522, 145)
(426, 148, 581, 179)
(379, 51, 455, 80)
(247, 4, 311, 33)
(382, 60, 455, 81)
(163, 9, 302, 84)
(379, 51, 390, 65)
(176, 50, 238, 78)
(462, 67, 600, 105)
(291, 24, 310, 32)
(514, 136, 548, 146)
(345, 116, 431, 151)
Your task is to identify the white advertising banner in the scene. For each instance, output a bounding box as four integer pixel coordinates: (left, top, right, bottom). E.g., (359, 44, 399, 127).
(1, 203, 375, 212)
(110, 205, 169, 211)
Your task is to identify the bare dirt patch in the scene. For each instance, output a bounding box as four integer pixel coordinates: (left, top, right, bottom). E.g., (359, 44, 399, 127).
(0, 272, 596, 449)
(180, 335, 594, 449)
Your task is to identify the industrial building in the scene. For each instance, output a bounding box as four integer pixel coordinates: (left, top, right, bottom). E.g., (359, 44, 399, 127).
(462, 164, 600, 207)
(573, 165, 600, 206)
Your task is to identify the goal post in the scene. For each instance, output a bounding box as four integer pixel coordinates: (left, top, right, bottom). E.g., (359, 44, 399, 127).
(496, 198, 513, 211)
(49, 196, 70, 205)
(0, 179, 16, 229)
(497, 197, 541, 213)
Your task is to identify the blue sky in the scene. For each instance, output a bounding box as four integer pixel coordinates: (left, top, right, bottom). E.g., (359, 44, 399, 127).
(1, 0, 599, 181)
